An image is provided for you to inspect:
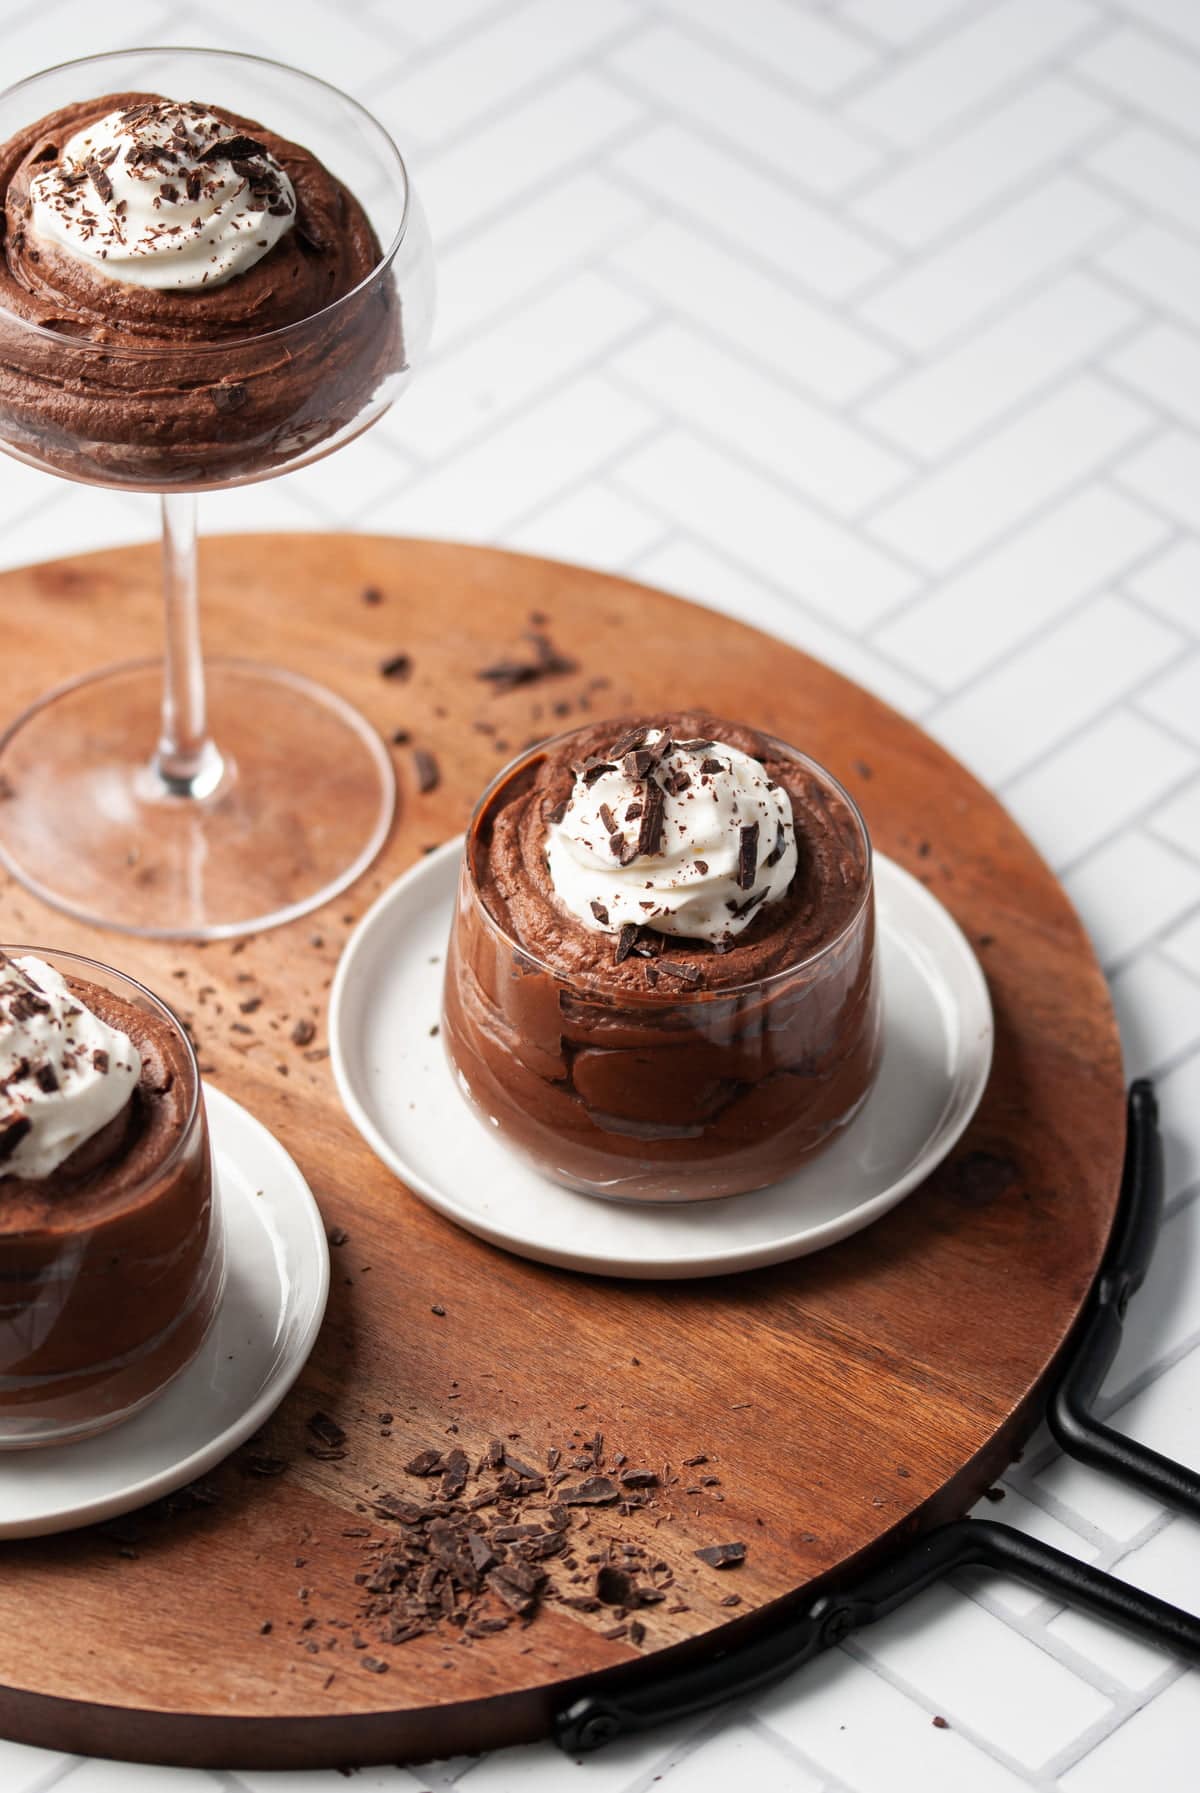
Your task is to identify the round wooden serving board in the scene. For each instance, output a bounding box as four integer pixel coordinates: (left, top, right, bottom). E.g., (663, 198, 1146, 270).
(0, 535, 1124, 1770)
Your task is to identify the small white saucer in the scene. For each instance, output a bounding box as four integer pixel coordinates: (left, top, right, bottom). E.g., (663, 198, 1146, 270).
(0, 1085, 329, 1539)
(330, 840, 993, 1280)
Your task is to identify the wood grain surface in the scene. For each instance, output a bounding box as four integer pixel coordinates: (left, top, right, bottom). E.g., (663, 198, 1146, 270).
(0, 534, 1125, 1769)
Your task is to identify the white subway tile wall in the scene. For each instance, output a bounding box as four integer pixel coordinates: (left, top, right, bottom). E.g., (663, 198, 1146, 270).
(0, 3, 1196, 1791)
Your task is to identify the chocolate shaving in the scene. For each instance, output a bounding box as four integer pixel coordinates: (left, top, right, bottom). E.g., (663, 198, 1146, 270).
(737, 822, 759, 891)
(92, 1048, 110, 1073)
(598, 803, 619, 835)
(581, 761, 616, 787)
(700, 757, 723, 775)
(477, 631, 577, 694)
(290, 1018, 316, 1047)
(596, 1565, 642, 1606)
(694, 860, 709, 875)
(34, 1064, 58, 1093)
(199, 134, 269, 163)
(623, 749, 653, 779)
(404, 1449, 445, 1477)
(0, 1115, 32, 1162)
(607, 724, 650, 758)
(379, 653, 411, 681)
(440, 1449, 470, 1500)
(763, 820, 788, 869)
(413, 749, 440, 795)
(589, 900, 610, 926)
(210, 381, 248, 414)
(661, 769, 691, 797)
(559, 1476, 621, 1506)
(637, 777, 665, 856)
(614, 923, 639, 964)
(695, 1541, 746, 1568)
(655, 960, 701, 986)
(675, 738, 714, 752)
(307, 1411, 346, 1450)
(85, 157, 113, 204)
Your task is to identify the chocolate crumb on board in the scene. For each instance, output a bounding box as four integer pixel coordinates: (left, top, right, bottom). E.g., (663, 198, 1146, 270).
(477, 630, 577, 694)
(241, 1453, 289, 1478)
(431, 1303, 447, 1317)
(413, 748, 441, 795)
(379, 653, 412, 681)
(391, 728, 411, 746)
(932, 1716, 950, 1729)
(290, 1017, 316, 1047)
(327, 1225, 349, 1247)
(695, 1541, 746, 1569)
(307, 1411, 346, 1451)
(362, 585, 383, 605)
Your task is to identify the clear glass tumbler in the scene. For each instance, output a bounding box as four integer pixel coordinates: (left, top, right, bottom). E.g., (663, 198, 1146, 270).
(0, 49, 434, 939)
(0, 947, 222, 1448)
(443, 730, 882, 1202)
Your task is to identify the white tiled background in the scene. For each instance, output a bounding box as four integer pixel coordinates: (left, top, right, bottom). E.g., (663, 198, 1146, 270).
(1, 0, 1199, 1789)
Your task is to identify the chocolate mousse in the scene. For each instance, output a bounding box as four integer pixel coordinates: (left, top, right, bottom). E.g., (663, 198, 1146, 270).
(443, 715, 881, 1201)
(0, 94, 397, 485)
(0, 953, 220, 1445)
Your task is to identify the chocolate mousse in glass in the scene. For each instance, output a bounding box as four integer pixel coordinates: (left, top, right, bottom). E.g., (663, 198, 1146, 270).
(0, 50, 434, 939)
(0, 948, 222, 1447)
(442, 715, 882, 1202)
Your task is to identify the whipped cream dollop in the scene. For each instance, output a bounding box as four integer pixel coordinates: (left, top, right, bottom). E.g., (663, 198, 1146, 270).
(28, 99, 296, 290)
(545, 726, 798, 946)
(0, 954, 141, 1181)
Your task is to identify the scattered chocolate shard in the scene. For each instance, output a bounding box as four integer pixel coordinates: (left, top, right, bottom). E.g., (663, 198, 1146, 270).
(380, 653, 411, 681)
(466, 1617, 511, 1636)
(737, 822, 759, 891)
(624, 801, 643, 822)
(413, 748, 440, 794)
(719, 1593, 742, 1607)
(545, 798, 568, 826)
(628, 1618, 646, 1645)
(694, 1541, 746, 1569)
(210, 380, 249, 414)
(607, 723, 650, 758)
(440, 1449, 471, 1500)
(477, 631, 577, 693)
(637, 777, 665, 856)
(675, 738, 714, 752)
(467, 1532, 497, 1574)
(559, 1476, 620, 1506)
(361, 1655, 389, 1674)
(763, 820, 788, 869)
(589, 900, 610, 926)
(656, 959, 702, 986)
(581, 761, 616, 787)
(291, 1017, 316, 1047)
(596, 1565, 641, 1607)
(617, 836, 639, 866)
(661, 769, 692, 797)
(199, 134, 269, 162)
(307, 1411, 346, 1450)
(241, 1453, 289, 1478)
(614, 923, 639, 965)
(404, 1449, 445, 1477)
(623, 749, 653, 779)
(85, 156, 113, 203)
(618, 1468, 659, 1488)
(598, 803, 619, 835)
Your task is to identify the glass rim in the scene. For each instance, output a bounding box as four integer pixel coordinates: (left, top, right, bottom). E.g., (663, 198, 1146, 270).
(0, 45, 410, 357)
(0, 943, 204, 1194)
(461, 721, 875, 1002)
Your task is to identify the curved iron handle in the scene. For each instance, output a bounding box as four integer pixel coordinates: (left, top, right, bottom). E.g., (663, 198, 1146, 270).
(1048, 1080, 1200, 1515)
(556, 1081, 1200, 1754)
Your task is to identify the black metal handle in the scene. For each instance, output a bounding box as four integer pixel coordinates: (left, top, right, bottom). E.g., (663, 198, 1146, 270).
(1048, 1080, 1200, 1515)
(555, 1081, 1200, 1754)
(555, 1517, 1200, 1752)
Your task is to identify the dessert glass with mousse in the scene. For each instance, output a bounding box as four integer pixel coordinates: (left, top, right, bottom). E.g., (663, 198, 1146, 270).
(443, 715, 881, 1202)
(0, 947, 222, 1448)
(0, 50, 434, 939)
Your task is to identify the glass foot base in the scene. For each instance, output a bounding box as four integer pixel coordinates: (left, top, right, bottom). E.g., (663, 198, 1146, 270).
(0, 659, 395, 941)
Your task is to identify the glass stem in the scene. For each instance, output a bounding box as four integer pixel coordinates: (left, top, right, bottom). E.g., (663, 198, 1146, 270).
(154, 492, 224, 799)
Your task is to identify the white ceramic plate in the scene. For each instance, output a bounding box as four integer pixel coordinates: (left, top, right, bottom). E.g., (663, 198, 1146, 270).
(330, 840, 993, 1280)
(0, 1085, 329, 1538)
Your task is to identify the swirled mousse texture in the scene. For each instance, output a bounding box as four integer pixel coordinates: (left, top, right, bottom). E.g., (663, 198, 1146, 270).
(0, 971, 221, 1445)
(443, 715, 882, 1201)
(0, 93, 398, 485)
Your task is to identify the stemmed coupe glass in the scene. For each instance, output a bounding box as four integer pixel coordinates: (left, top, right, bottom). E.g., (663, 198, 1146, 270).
(0, 48, 434, 939)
